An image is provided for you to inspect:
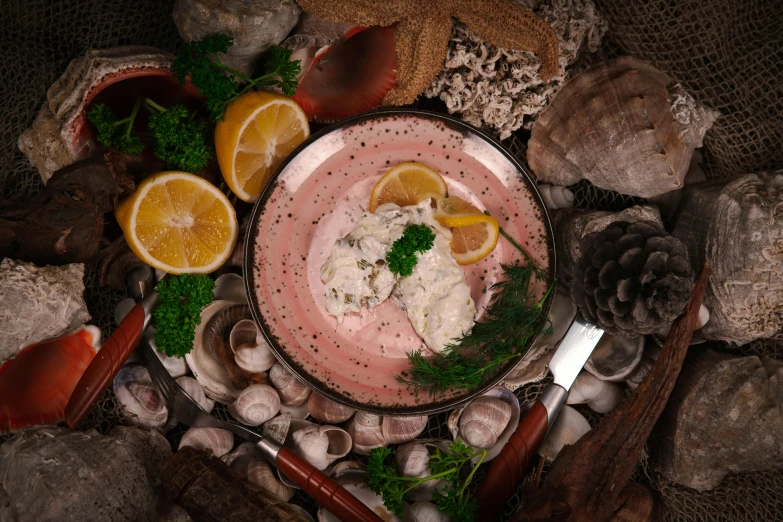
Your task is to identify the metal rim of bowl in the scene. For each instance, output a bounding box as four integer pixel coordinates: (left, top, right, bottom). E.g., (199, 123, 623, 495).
(244, 108, 557, 415)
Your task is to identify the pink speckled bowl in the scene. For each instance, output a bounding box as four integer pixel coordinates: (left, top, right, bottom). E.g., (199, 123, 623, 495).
(245, 110, 555, 414)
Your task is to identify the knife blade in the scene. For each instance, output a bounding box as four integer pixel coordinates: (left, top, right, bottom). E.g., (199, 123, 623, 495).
(473, 316, 604, 521)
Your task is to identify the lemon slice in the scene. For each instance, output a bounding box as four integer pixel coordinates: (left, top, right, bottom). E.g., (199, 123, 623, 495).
(215, 91, 310, 203)
(369, 162, 448, 212)
(434, 196, 500, 265)
(116, 172, 238, 273)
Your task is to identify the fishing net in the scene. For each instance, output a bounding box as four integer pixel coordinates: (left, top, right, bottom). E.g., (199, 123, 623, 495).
(1, 0, 781, 521)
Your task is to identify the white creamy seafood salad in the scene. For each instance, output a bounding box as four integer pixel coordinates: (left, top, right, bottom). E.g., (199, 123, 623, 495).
(321, 199, 476, 353)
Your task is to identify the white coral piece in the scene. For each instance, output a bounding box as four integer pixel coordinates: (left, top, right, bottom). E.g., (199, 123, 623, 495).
(425, 0, 607, 139)
(0, 259, 90, 361)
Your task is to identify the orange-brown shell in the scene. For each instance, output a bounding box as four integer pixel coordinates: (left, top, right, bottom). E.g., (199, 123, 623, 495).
(528, 57, 717, 198)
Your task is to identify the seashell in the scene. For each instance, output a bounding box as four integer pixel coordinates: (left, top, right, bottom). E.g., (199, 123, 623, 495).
(538, 184, 575, 210)
(538, 405, 591, 461)
(175, 376, 215, 413)
(625, 345, 661, 390)
(179, 427, 234, 457)
(291, 424, 352, 471)
(584, 333, 645, 382)
(672, 172, 783, 344)
(247, 460, 295, 502)
(186, 301, 244, 404)
(269, 363, 311, 406)
(405, 501, 450, 522)
(612, 482, 657, 522)
(292, 26, 397, 123)
(566, 371, 623, 414)
(230, 319, 277, 373)
(262, 413, 295, 445)
(651, 349, 783, 491)
(317, 461, 401, 522)
(280, 401, 311, 419)
(0, 325, 101, 432)
(528, 56, 719, 198)
(308, 392, 355, 423)
(448, 387, 521, 461)
(503, 288, 576, 390)
(291, 505, 316, 522)
(146, 337, 188, 378)
(223, 442, 261, 476)
(213, 273, 247, 303)
(457, 397, 512, 449)
(0, 260, 90, 363)
(173, 0, 301, 77)
(114, 365, 168, 428)
(381, 415, 428, 445)
(344, 412, 385, 455)
(281, 12, 352, 53)
(395, 440, 451, 501)
(207, 305, 269, 389)
(18, 47, 175, 182)
(228, 384, 280, 426)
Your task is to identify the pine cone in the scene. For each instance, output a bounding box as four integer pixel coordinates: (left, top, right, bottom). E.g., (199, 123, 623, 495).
(570, 221, 693, 336)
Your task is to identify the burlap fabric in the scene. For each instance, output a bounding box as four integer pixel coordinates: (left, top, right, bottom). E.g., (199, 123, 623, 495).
(0, 1, 780, 521)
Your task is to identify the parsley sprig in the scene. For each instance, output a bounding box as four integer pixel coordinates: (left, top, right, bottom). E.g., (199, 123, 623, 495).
(153, 274, 216, 358)
(397, 218, 555, 395)
(366, 441, 486, 522)
(173, 34, 301, 120)
(87, 98, 144, 155)
(387, 224, 436, 277)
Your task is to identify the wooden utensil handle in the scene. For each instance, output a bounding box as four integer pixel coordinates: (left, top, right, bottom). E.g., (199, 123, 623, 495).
(474, 400, 549, 521)
(276, 447, 384, 522)
(65, 303, 146, 429)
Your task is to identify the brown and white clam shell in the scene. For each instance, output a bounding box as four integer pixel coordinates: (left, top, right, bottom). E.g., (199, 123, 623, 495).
(528, 56, 719, 198)
(18, 46, 174, 182)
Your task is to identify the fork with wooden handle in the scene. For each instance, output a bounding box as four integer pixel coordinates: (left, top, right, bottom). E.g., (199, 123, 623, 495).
(137, 338, 383, 522)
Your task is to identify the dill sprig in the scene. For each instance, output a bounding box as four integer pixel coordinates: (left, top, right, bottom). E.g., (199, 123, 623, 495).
(397, 218, 554, 395)
(366, 441, 485, 521)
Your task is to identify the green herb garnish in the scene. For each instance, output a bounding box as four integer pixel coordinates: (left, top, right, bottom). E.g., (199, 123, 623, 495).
(87, 99, 212, 172)
(173, 34, 301, 120)
(397, 219, 554, 395)
(143, 99, 212, 172)
(367, 441, 485, 521)
(86, 98, 144, 155)
(153, 274, 216, 358)
(387, 224, 436, 276)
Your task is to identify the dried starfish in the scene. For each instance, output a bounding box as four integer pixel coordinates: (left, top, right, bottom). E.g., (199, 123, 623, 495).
(296, 0, 559, 106)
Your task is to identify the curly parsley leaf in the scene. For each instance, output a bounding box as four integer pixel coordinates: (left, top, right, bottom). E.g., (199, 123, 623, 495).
(87, 102, 144, 155)
(387, 224, 435, 277)
(153, 274, 216, 358)
(145, 100, 212, 172)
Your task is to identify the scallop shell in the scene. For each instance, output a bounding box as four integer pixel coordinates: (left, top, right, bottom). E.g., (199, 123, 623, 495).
(228, 384, 280, 426)
(671, 172, 783, 344)
(230, 319, 276, 373)
(308, 392, 355, 423)
(584, 333, 645, 382)
(175, 376, 215, 413)
(179, 427, 234, 457)
(113, 365, 168, 429)
(448, 387, 521, 462)
(269, 363, 311, 406)
(528, 56, 719, 198)
(18, 47, 175, 182)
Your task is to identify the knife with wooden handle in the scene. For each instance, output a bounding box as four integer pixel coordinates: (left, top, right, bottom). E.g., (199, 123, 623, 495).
(64, 289, 158, 429)
(474, 316, 604, 521)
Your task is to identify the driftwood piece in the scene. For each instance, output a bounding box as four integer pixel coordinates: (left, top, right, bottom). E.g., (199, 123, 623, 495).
(513, 263, 711, 522)
(163, 446, 307, 522)
(0, 154, 134, 265)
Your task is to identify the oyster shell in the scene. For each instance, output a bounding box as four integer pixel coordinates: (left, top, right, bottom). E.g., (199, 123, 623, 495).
(173, 0, 301, 76)
(0, 259, 90, 361)
(18, 46, 174, 182)
(584, 334, 645, 382)
(671, 172, 783, 344)
(528, 57, 719, 198)
(114, 365, 168, 428)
